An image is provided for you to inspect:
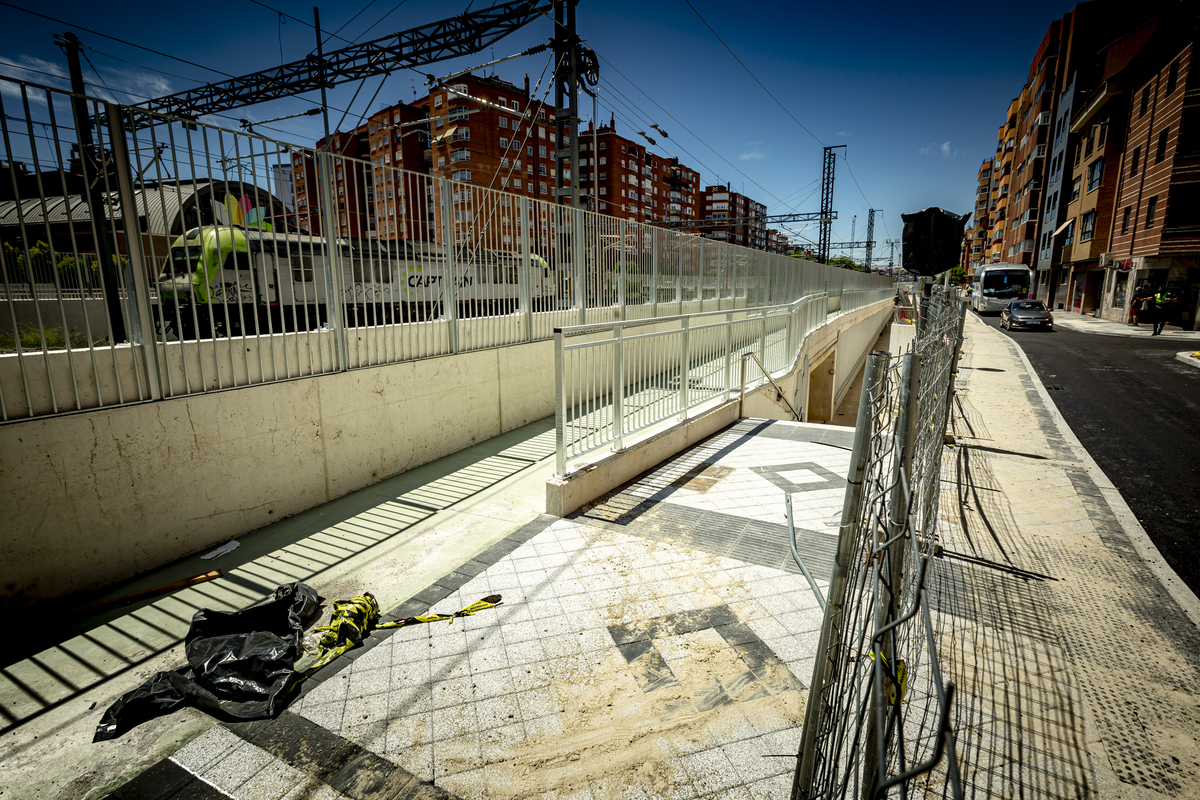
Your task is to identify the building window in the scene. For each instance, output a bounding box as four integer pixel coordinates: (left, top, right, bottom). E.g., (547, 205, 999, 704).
(438, 157, 446, 167)
(449, 107, 469, 121)
(539, 165, 547, 176)
(1156, 126, 1170, 163)
(1122, 205, 1132, 235)
(539, 181, 547, 193)
(1085, 126, 1095, 158)
(1167, 58, 1180, 95)
(1070, 176, 1081, 201)
(1087, 158, 1104, 191)
(499, 117, 508, 129)
(513, 179, 522, 189)
(451, 169, 472, 182)
(434, 95, 443, 108)
(1080, 210, 1097, 241)
(539, 146, 547, 158)
(451, 148, 471, 163)
(1130, 146, 1141, 177)
(500, 137, 509, 149)
(1140, 86, 1151, 117)
(1145, 195, 1158, 228)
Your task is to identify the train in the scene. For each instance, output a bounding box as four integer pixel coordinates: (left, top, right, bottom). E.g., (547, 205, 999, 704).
(153, 225, 558, 339)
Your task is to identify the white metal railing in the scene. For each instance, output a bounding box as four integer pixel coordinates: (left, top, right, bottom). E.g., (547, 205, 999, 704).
(553, 287, 894, 475)
(0, 76, 890, 423)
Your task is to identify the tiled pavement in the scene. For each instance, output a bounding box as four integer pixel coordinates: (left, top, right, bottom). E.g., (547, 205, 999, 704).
(115, 420, 850, 800)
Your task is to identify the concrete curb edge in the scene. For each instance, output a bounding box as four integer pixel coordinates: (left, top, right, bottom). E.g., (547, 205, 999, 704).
(999, 323, 1200, 632)
(1175, 351, 1200, 371)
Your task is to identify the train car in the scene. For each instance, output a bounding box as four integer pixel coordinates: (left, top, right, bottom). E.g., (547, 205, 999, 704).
(153, 225, 556, 339)
(971, 263, 1033, 314)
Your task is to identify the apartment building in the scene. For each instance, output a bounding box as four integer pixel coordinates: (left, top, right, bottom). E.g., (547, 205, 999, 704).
(1100, 20, 1200, 326)
(967, 158, 994, 276)
(701, 185, 767, 248)
(365, 102, 430, 241)
(291, 126, 374, 239)
(766, 229, 788, 254)
(967, 0, 1196, 321)
(576, 120, 699, 226)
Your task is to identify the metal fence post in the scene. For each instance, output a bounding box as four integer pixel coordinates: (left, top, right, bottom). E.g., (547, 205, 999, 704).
(861, 351, 920, 799)
(716, 249, 723, 312)
(519, 197, 532, 342)
(317, 151, 349, 369)
(439, 178, 459, 354)
(939, 298, 968, 441)
(677, 234, 684, 315)
(792, 351, 888, 799)
(618, 218, 627, 320)
(554, 329, 567, 476)
(612, 327, 624, 451)
(723, 311, 734, 400)
(106, 104, 162, 400)
(651, 228, 659, 319)
(575, 211, 587, 326)
(758, 309, 768, 371)
(679, 316, 690, 420)
(698, 238, 705, 313)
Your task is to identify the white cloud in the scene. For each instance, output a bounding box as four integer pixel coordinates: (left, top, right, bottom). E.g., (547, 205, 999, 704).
(918, 146, 930, 155)
(836, 131, 852, 137)
(940, 141, 952, 157)
(739, 150, 764, 161)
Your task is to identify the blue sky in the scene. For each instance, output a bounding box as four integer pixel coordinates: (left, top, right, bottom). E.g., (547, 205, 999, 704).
(0, 0, 1077, 256)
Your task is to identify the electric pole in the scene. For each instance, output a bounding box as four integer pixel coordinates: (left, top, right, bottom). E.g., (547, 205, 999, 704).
(54, 32, 127, 343)
(864, 209, 877, 272)
(885, 238, 899, 273)
(552, 0, 581, 209)
(818, 145, 845, 264)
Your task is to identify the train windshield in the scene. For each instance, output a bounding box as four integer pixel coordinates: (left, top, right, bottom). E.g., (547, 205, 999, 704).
(167, 246, 203, 276)
(981, 269, 1029, 299)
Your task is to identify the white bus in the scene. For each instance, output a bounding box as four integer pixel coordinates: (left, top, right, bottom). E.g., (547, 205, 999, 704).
(971, 263, 1033, 313)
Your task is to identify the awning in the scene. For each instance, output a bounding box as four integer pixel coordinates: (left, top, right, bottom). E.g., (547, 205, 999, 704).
(1053, 217, 1075, 236)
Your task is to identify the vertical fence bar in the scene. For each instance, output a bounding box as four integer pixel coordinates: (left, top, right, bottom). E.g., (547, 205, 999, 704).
(440, 179, 459, 354)
(554, 329, 567, 476)
(723, 311, 734, 400)
(575, 211, 586, 326)
(678, 316, 690, 420)
(519, 197, 533, 343)
(106, 105, 162, 400)
(650, 227, 659, 319)
(618, 218, 627, 321)
(612, 327, 624, 451)
(317, 151, 348, 371)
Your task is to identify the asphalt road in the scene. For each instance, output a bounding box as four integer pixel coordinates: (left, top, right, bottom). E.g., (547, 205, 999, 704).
(975, 311, 1200, 598)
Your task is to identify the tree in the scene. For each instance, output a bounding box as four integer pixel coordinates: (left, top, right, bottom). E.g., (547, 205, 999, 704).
(828, 255, 867, 272)
(947, 265, 967, 285)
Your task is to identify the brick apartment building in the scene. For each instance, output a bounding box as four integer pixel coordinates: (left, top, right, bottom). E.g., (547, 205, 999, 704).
(575, 120, 701, 226)
(701, 185, 767, 248)
(292, 73, 777, 253)
(766, 229, 788, 254)
(966, 0, 1198, 327)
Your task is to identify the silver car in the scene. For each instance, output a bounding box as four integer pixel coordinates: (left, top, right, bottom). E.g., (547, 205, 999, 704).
(1000, 300, 1054, 330)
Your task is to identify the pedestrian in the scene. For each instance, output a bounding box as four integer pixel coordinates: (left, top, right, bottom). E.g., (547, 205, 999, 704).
(1139, 290, 1157, 332)
(1129, 287, 1146, 325)
(1152, 288, 1175, 336)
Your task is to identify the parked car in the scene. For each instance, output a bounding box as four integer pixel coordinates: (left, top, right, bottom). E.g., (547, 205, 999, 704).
(1000, 300, 1054, 330)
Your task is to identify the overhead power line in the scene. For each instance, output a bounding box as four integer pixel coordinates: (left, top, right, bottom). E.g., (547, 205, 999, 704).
(680, 0, 823, 148)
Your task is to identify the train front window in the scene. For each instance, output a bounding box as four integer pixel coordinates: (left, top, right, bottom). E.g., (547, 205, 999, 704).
(982, 270, 1029, 299)
(168, 246, 203, 275)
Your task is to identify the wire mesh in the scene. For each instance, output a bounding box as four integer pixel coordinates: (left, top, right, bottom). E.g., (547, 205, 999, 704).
(794, 289, 967, 800)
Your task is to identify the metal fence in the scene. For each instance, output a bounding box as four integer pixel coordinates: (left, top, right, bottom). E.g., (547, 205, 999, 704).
(793, 290, 967, 800)
(552, 287, 893, 474)
(0, 77, 888, 423)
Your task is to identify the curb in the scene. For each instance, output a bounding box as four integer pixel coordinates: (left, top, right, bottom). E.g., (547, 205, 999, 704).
(1175, 351, 1200, 371)
(1052, 319, 1200, 341)
(992, 321, 1200, 632)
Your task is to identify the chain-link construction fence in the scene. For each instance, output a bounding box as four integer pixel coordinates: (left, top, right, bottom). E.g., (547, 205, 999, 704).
(792, 289, 967, 800)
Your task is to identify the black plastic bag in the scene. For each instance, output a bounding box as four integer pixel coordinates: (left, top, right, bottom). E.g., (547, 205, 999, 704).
(901, 207, 968, 277)
(93, 582, 321, 742)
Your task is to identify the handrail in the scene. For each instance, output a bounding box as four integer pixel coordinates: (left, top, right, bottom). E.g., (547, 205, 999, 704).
(552, 296, 804, 338)
(738, 351, 800, 420)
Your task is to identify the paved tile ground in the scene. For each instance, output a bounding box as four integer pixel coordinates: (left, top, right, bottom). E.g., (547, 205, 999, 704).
(139, 421, 847, 800)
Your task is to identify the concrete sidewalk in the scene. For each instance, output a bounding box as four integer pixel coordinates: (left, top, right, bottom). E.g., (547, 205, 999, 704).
(1050, 308, 1200, 340)
(6, 315, 1200, 800)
